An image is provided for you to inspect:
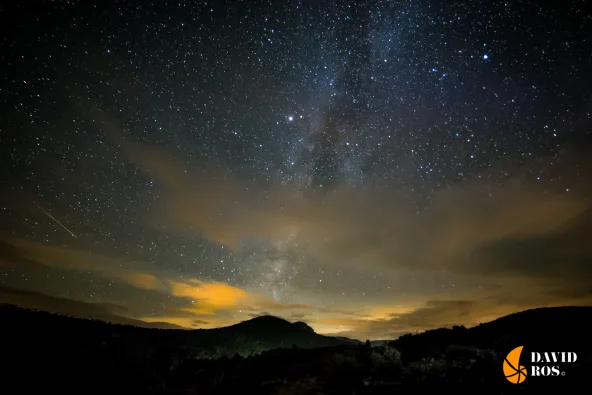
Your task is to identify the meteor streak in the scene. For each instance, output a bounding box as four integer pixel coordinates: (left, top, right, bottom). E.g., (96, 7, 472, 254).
(33, 201, 78, 238)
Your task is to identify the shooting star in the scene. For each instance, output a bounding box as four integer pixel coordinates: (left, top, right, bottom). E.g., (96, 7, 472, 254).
(33, 201, 78, 238)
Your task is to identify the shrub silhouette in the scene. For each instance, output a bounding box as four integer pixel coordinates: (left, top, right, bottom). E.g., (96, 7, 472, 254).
(370, 344, 402, 378)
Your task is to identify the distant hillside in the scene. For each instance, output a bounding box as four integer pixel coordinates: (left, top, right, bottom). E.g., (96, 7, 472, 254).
(389, 306, 592, 363)
(0, 304, 357, 359)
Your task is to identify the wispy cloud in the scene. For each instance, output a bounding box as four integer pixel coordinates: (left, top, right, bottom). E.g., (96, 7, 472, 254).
(312, 290, 592, 340)
(0, 236, 163, 291)
(0, 236, 373, 331)
(108, 129, 592, 287)
(0, 287, 182, 329)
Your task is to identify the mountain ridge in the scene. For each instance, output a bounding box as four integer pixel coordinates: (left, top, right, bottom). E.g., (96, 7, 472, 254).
(0, 303, 360, 358)
(3, 303, 591, 394)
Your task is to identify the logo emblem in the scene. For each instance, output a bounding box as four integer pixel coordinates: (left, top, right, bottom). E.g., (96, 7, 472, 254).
(503, 346, 527, 383)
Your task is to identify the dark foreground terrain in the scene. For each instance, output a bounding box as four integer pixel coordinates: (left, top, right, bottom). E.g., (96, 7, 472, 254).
(2, 305, 591, 394)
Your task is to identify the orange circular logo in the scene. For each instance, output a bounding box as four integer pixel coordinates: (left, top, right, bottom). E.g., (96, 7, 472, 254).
(503, 346, 527, 384)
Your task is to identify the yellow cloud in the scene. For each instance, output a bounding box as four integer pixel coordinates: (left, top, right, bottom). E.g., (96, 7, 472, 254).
(169, 279, 250, 313)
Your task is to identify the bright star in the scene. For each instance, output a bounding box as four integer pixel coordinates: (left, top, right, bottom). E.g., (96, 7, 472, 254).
(288, 116, 293, 121)
(483, 54, 489, 60)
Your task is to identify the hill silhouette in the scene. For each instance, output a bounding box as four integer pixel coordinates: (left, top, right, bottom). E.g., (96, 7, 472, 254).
(2, 304, 590, 394)
(0, 304, 357, 359)
(0, 286, 185, 329)
(184, 313, 358, 357)
(389, 306, 592, 363)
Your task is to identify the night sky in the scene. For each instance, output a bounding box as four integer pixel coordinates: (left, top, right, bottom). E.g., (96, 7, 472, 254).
(1, 0, 591, 339)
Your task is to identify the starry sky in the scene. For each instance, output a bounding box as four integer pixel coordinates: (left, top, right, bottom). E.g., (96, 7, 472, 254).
(1, 0, 591, 340)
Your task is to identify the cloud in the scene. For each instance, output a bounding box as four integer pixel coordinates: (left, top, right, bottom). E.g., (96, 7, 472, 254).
(106, 130, 592, 288)
(0, 240, 46, 269)
(0, 236, 312, 315)
(170, 278, 327, 317)
(0, 236, 163, 291)
(93, 135, 592, 341)
(295, 179, 590, 279)
(545, 286, 592, 300)
(0, 287, 183, 329)
(0, 235, 372, 331)
(171, 279, 250, 315)
(123, 272, 160, 290)
(469, 207, 592, 279)
(314, 288, 592, 340)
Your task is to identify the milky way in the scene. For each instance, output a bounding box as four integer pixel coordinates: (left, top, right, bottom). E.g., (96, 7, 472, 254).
(1, 0, 591, 339)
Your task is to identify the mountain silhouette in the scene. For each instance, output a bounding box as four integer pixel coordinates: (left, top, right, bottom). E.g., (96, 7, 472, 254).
(292, 320, 315, 333)
(0, 304, 357, 359)
(188, 314, 358, 355)
(390, 306, 592, 363)
(2, 304, 591, 394)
